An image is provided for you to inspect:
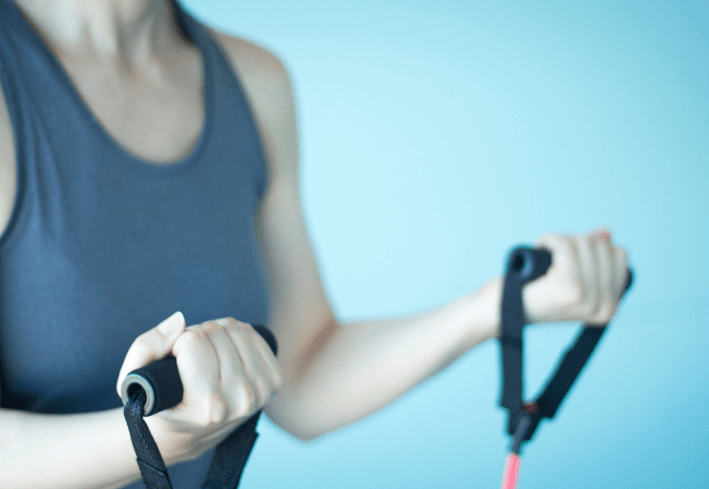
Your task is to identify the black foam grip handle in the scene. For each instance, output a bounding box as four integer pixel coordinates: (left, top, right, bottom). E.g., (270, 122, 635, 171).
(125, 324, 277, 417)
(253, 324, 278, 356)
(512, 247, 633, 295)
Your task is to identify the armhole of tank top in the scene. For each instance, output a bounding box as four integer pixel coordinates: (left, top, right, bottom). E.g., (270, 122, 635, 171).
(203, 28, 271, 205)
(0, 42, 26, 255)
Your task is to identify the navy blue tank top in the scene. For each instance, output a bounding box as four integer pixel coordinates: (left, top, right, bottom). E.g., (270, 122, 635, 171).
(0, 0, 271, 486)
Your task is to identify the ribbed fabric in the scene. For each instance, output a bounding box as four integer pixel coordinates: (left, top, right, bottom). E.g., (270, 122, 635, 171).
(0, 0, 271, 487)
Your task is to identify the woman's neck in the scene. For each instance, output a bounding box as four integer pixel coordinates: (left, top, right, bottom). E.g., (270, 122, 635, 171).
(12, 0, 179, 69)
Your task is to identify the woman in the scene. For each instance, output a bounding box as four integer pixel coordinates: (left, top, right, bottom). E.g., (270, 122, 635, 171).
(0, 0, 630, 487)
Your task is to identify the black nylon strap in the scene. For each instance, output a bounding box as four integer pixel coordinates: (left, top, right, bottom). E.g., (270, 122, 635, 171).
(124, 388, 173, 489)
(124, 385, 262, 489)
(499, 271, 525, 417)
(499, 246, 633, 451)
(534, 327, 606, 420)
(201, 412, 261, 489)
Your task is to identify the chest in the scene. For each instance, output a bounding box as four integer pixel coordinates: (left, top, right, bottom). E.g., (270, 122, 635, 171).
(56, 47, 205, 163)
(0, 45, 205, 241)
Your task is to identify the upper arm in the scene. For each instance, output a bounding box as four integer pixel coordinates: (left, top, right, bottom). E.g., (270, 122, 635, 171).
(208, 30, 337, 379)
(0, 74, 17, 245)
(0, 75, 16, 408)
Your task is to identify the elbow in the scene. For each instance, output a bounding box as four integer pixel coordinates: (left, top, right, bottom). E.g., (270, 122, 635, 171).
(291, 428, 320, 442)
(264, 403, 324, 442)
(272, 419, 323, 443)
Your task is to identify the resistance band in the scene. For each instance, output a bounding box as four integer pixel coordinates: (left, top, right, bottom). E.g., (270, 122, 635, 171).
(120, 324, 278, 489)
(498, 246, 633, 489)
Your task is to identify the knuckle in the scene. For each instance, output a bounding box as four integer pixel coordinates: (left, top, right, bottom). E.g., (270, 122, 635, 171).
(607, 303, 618, 322)
(201, 320, 223, 334)
(555, 236, 572, 254)
(563, 234, 578, 248)
(236, 384, 256, 417)
(205, 392, 229, 425)
(617, 247, 628, 262)
(239, 321, 255, 335)
(131, 336, 152, 357)
(535, 232, 554, 247)
(601, 298, 618, 322)
(272, 369, 285, 393)
(591, 233, 605, 246)
(236, 321, 252, 334)
(564, 239, 581, 267)
(253, 377, 271, 405)
(217, 317, 240, 329)
(596, 307, 612, 325)
(585, 290, 601, 316)
(580, 299, 594, 319)
(592, 311, 608, 325)
(589, 299, 604, 320)
(175, 329, 203, 350)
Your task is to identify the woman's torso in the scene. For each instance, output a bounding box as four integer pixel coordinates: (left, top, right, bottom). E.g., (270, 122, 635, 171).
(0, 0, 272, 486)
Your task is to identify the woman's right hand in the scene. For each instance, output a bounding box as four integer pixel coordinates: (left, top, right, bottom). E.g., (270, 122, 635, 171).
(116, 313, 284, 464)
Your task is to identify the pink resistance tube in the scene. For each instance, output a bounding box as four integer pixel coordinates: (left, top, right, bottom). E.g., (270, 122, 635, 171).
(500, 453, 521, 489)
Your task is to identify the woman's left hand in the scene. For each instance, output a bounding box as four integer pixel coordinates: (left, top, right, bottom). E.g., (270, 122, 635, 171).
(521, 227, 630, 326)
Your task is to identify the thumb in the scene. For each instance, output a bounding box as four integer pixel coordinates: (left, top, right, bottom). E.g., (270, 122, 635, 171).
(116, 311, 186, 398)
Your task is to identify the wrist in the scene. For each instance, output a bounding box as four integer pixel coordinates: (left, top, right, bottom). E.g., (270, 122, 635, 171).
(143, 412, 191, 466)
(456, 276, 503, 349)
(472, 276, 503, 343)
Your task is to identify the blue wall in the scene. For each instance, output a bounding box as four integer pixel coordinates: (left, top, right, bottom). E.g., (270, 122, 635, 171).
(183, 1, 709, 487)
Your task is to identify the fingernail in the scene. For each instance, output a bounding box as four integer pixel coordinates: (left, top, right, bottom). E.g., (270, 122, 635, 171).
(599, 231, 610, 240)
(158, 311, 184, 335)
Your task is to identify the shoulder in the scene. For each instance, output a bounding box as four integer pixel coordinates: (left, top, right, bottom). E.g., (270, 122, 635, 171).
(206, 28, 287, 86)
(203, 26, 299, 181)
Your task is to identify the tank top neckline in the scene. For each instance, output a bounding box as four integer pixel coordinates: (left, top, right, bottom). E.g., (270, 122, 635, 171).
(1, 0, 215, 174)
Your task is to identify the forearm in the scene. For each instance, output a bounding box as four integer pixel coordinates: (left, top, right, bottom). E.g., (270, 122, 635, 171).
(0, 406, 177, 489)
(267, 276, 504, 440)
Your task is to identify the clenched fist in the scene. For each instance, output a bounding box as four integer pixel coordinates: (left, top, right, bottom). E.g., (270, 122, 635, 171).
(523, 227, 630, 326)
(116, 313, 284, 464)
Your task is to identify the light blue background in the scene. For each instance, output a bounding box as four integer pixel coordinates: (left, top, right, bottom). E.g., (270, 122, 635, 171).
(184, 1, 708, 487)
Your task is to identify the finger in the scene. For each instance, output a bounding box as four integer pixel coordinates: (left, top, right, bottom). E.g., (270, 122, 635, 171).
(614, 246, 630, 298)
(588, 226, 612, 241)
(170, 327, 221, 419)
(535, 233, 575, 279)
(533, 233, 585, 321)
(200, 320, 247, 383)
(592, 234, 615, 324)
(116, 312, 186, 397)
(218, 319, 271, 411)
(575, 234, 600, 320)
(200, 320, 250, 422)
(239, 328, 276, 406)
(216, 319, 259, 377)
(247, 327, 284, 395)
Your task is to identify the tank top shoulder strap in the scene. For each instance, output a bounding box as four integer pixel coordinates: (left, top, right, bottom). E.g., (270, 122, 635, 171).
(170, 0, 269, 199)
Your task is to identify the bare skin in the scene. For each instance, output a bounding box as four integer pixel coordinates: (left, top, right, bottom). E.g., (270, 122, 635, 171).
(0, 1, 630, 487)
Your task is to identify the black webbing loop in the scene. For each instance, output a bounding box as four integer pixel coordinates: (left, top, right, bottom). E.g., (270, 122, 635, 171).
(123, 391, 262, 489)
(201, 411, 261, 489)
(499, 246, 633, 454)
(124, 388, 174, 489)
